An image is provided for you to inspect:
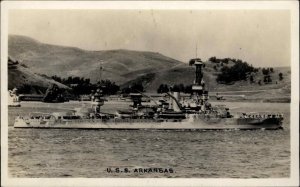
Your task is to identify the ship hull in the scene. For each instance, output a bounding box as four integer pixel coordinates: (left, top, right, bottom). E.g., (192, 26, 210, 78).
(14, 118, 282, 130)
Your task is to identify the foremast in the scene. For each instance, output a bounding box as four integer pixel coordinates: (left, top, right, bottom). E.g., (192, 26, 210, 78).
(91, 89, 104, 114)
(91, 60, 105, 115)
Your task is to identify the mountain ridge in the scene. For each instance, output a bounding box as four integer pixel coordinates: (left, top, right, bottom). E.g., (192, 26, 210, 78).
(8, 35, 183, 85)
(8, 35, 290, 97)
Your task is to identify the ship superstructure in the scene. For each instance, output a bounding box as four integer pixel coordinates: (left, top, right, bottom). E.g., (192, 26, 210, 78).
(14, 58, 284, 130)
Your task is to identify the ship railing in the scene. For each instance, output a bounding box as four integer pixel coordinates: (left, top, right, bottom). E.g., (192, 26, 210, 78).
(238, 113, 284, 119)
(65, 118, 105, 124)
(112, 118, 156, 124)
(21, 114, 55, 121)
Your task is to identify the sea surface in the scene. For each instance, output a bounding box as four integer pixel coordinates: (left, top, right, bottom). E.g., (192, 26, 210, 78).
(7, 101, 290, 178)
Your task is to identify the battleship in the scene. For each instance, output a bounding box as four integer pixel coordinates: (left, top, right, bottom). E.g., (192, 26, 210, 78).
(14, 58, 283, 130)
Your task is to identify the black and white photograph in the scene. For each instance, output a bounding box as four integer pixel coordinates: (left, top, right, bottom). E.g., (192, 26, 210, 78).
(1, 1, 299, 187)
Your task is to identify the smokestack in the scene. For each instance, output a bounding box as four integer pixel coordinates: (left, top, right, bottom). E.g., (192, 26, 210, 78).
(172, 92, 181, 112)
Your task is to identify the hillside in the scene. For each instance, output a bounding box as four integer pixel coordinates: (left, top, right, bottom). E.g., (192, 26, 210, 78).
(8, 35, 182, 84)
(8, 58, 69, 94)
(126, 61, 290, 102)
(125, 61, 290, 91)
(8, 35, 290, 100)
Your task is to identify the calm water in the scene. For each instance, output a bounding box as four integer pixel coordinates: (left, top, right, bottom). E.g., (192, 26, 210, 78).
(8, 102, 290, 178)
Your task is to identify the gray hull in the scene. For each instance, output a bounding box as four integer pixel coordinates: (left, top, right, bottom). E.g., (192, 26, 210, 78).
(14, 117, 283, 130)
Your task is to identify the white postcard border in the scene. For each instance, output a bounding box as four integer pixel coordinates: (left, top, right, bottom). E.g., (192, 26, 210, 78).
(1, 1, 299, 187)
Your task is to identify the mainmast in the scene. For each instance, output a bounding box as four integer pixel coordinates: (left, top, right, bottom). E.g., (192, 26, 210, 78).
(98, 60, 103, 85)
(189, 57, 208, 111)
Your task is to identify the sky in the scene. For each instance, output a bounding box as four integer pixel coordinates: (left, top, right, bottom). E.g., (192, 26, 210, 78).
(9, 9, 291, 67)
